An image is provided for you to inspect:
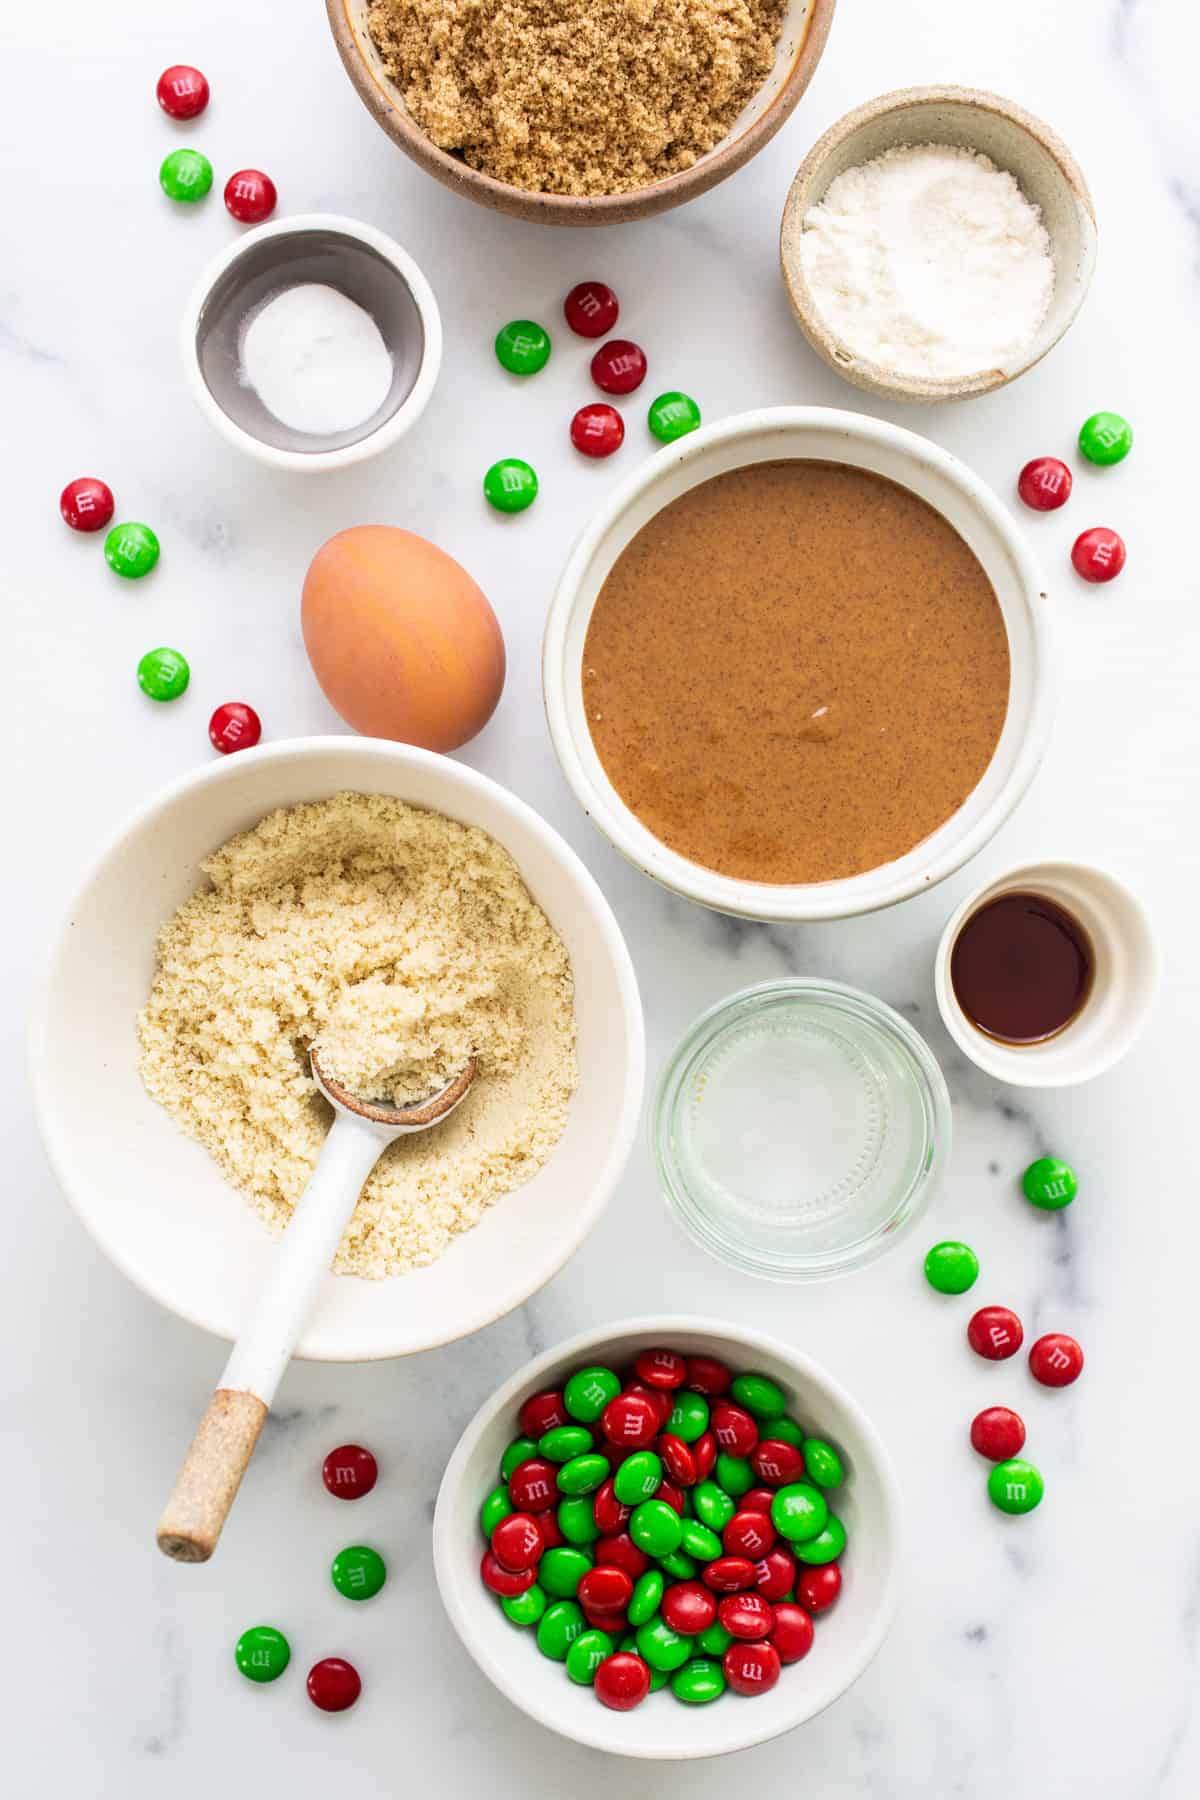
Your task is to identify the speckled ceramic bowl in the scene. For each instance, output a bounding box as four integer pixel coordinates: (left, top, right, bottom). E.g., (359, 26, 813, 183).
(327, 0, 837, 225)
(780, 86, 1096, 401)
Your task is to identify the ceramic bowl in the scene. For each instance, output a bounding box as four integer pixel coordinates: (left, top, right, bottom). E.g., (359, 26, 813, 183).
(934, 860, 1157, 1087)
(543, 406, 1053, 923)
(181, 214, 442, 472)
(326, 0, 836, 226)
(433, 1316, 900, 1758)
(29, 739, 644, 1360)
(780, 87, 1097, 402)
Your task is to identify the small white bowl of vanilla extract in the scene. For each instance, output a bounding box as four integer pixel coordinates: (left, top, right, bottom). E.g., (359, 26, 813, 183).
(935, 862, 1157, 1087)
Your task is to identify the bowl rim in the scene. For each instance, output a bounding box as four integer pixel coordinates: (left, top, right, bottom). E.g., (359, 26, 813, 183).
(325, 0, 838, 225)
(653, 977, 951, 1280)
(27, 737, 646, 1361)
(432, 1313, 901, 1758)
(779, 84, 1098, 402)
(542, 404, 1054, 922)
(179, 212, 444, 472)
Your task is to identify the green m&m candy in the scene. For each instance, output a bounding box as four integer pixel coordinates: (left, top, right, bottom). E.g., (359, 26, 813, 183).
(767, 1417, 804, 1448)
(160, 147, 213, 202)
(563, 1365, 621, 1422)
(771, 1482, 828, 1543)
(715, 1452, 753, 1497)
(793, 1514, 846, 1565)
(557, 1452, 609, 1496)
(1022, 1157, 1078, 1210)
(614, 1450, 663, 1505)
(988, 1458, 1044, 1514)
(480, 1484, 513, 1535)
(658, 1549, 698, 1580)
(680, 1518, 722, 1562)
(235, 1625, 290, 1683)
(137, 646, 190, 701)
(540, 1546, 592, 1598)
(628, 1569, 664, 1627)
(1078, 411, 1132, 466)
(539, 1425, 593, 1462)
(566, 1627, 615, 1684)
(635, 1616, 690, 1673)
(697, 1620, 733, 1656)
(647, 391, 701, 443)
(331, 1544, 387, 1601)
(693, 1479, 736, 1532)
(556, 1496, 600, 1545)
(802, 1438, 845, 1490)
(494, 320, 551, 376)
(501, 1436, 538, 1481)
(730, 1373, 786, 1419)
(924, 1240, 980, 1295)
(671, 1657, 726, 1704)
(536, 1598, 585, 1659)
(501, 1583, 546, 1626)
(666, 1391, 709, 1443)
(483, 457, 538, 514)
(629, 1498, 683, 1558)
(105, 521, 159, 579)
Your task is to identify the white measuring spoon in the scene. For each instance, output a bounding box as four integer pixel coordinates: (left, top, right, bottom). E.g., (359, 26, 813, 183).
(157, 1050, 477, 1562)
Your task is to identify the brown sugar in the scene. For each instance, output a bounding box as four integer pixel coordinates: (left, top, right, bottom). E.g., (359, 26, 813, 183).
(367, 0, 786, 197)
(582, 461, 1011, 885)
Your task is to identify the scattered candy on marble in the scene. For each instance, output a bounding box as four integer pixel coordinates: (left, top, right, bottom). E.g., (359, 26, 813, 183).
(1028, 1332, 1084, 1388)
(234, 1625, 291, 1683)
(1071, 525, 1126, 582)
(1078, 410, 1133, 466)
(564, 280, 619, 339)
(591, 339, 647, 395)
(1017, 456, 1072, 511)
(159, 147, 213, 202)
(967, 1305, 1024, 1361)
(60, 476, 115, 533)
(570, 402, 624, 457)
(648, 391, 701, 443)
(495, 320, 551, 375)
(224, 169, 277, 224)
(105, 521, 159, 579)
(1022, 1156, 1078, 1209)
(987, 1458, 1044, 1515)
(306, 1657, 362, 1712)
(209, 701, 262, 755)
(970, 1406, 1026, 1462)
(331, 1543, 387, 1600)
(924, 1239, 980, 1294)
(156, 64, 209, 120)
(137, 646, 189, 701)
(321, 1442, 378, 1498)
(483, 457, 539, 514)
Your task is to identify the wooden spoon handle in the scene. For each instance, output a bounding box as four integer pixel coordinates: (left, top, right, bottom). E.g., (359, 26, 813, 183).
(156, 1388, 268, 1563)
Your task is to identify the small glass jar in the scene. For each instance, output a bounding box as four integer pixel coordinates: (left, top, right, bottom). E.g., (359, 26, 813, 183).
(653, 979, 950, 1281)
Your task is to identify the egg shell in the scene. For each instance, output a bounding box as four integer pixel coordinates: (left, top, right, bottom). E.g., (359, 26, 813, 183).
(301, 526, 506, 751)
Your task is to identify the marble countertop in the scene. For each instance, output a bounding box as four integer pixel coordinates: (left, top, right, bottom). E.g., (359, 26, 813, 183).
(3, 0, 1197, 1793)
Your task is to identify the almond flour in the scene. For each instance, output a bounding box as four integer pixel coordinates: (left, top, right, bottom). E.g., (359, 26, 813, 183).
(137, 792, 577, 1278)
(367, 0, 786, 198)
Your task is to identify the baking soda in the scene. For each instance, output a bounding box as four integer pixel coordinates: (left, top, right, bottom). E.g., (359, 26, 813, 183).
(238, 282, 393, 435)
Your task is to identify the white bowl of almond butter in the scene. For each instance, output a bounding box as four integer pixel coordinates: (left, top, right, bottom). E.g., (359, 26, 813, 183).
(544, 407, 1053, 923)
(30, 740, 644, 1360)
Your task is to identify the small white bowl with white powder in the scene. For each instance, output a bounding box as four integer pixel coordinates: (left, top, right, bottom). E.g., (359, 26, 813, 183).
(183, 213, 442, 470)
(781, 87, 1096, 402)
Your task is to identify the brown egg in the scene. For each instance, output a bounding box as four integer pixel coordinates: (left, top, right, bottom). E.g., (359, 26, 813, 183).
(301, 526, 505, 751)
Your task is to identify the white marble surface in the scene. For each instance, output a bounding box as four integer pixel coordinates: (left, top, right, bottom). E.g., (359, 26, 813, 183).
(2, 0, 1198, 1792)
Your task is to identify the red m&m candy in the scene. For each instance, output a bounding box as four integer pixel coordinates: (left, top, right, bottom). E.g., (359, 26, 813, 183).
(592, 1477, 630, 1535)
(724, 1510, 775, 1560)
(661, 1580, 716, 1635)
(717, 1591, 774, 1640)
(1029, 1332, 1084, 1387)
(60, 476, 114, 533)
(594, 1531, 649, 1579)
(751, 1439, 805, 1487)
(508, 1457, 559, 1512)
(321, 1443, 378, 1499)
(564, 280, 619, 339)
(685, 1356, 732, 1396)
(769, 1602, 815, 1663)
(657, 1433, 697, 1485)
(967, 1306, 1024, 1361)
(754, 1546, 797, 1602)
(703, 1555, 756, 1593)
(796, 1562, 840, 1614)
(578, 1565, 633, 1615)
(1017, 457, 1072, 511)
(570, 402, 624, 458)
(520, 1391, 568, 1438)
(600, 1390, 659, 1448)
(723, 1639, 781, 1696)
(595, 1650, 651, 1711)
(1072, 526, 1126, 582)
(969, 1407, 1026, 1461)
(209, 702, 261, 755)
(306, 1656, 361, 1712)
(224, 169, 277, 225)
(634, 1347, 688, 1390)
(741, 1487, 775, 1517)
(491, 1511, 545, 1573)
(156, 65, 209, 120)
(480, 1549, 537, 1597)
(591, 340, 647, 396)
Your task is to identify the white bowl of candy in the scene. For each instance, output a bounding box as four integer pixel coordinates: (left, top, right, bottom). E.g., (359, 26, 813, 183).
(433, 1317, 899, 1758)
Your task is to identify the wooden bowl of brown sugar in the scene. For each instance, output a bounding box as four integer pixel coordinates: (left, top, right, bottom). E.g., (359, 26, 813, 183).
(327, 0, 837, 225)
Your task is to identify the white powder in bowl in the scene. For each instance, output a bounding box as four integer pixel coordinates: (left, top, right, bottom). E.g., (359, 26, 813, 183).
(238, 283, 393, 435)
(799, 143, 1054, 382)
